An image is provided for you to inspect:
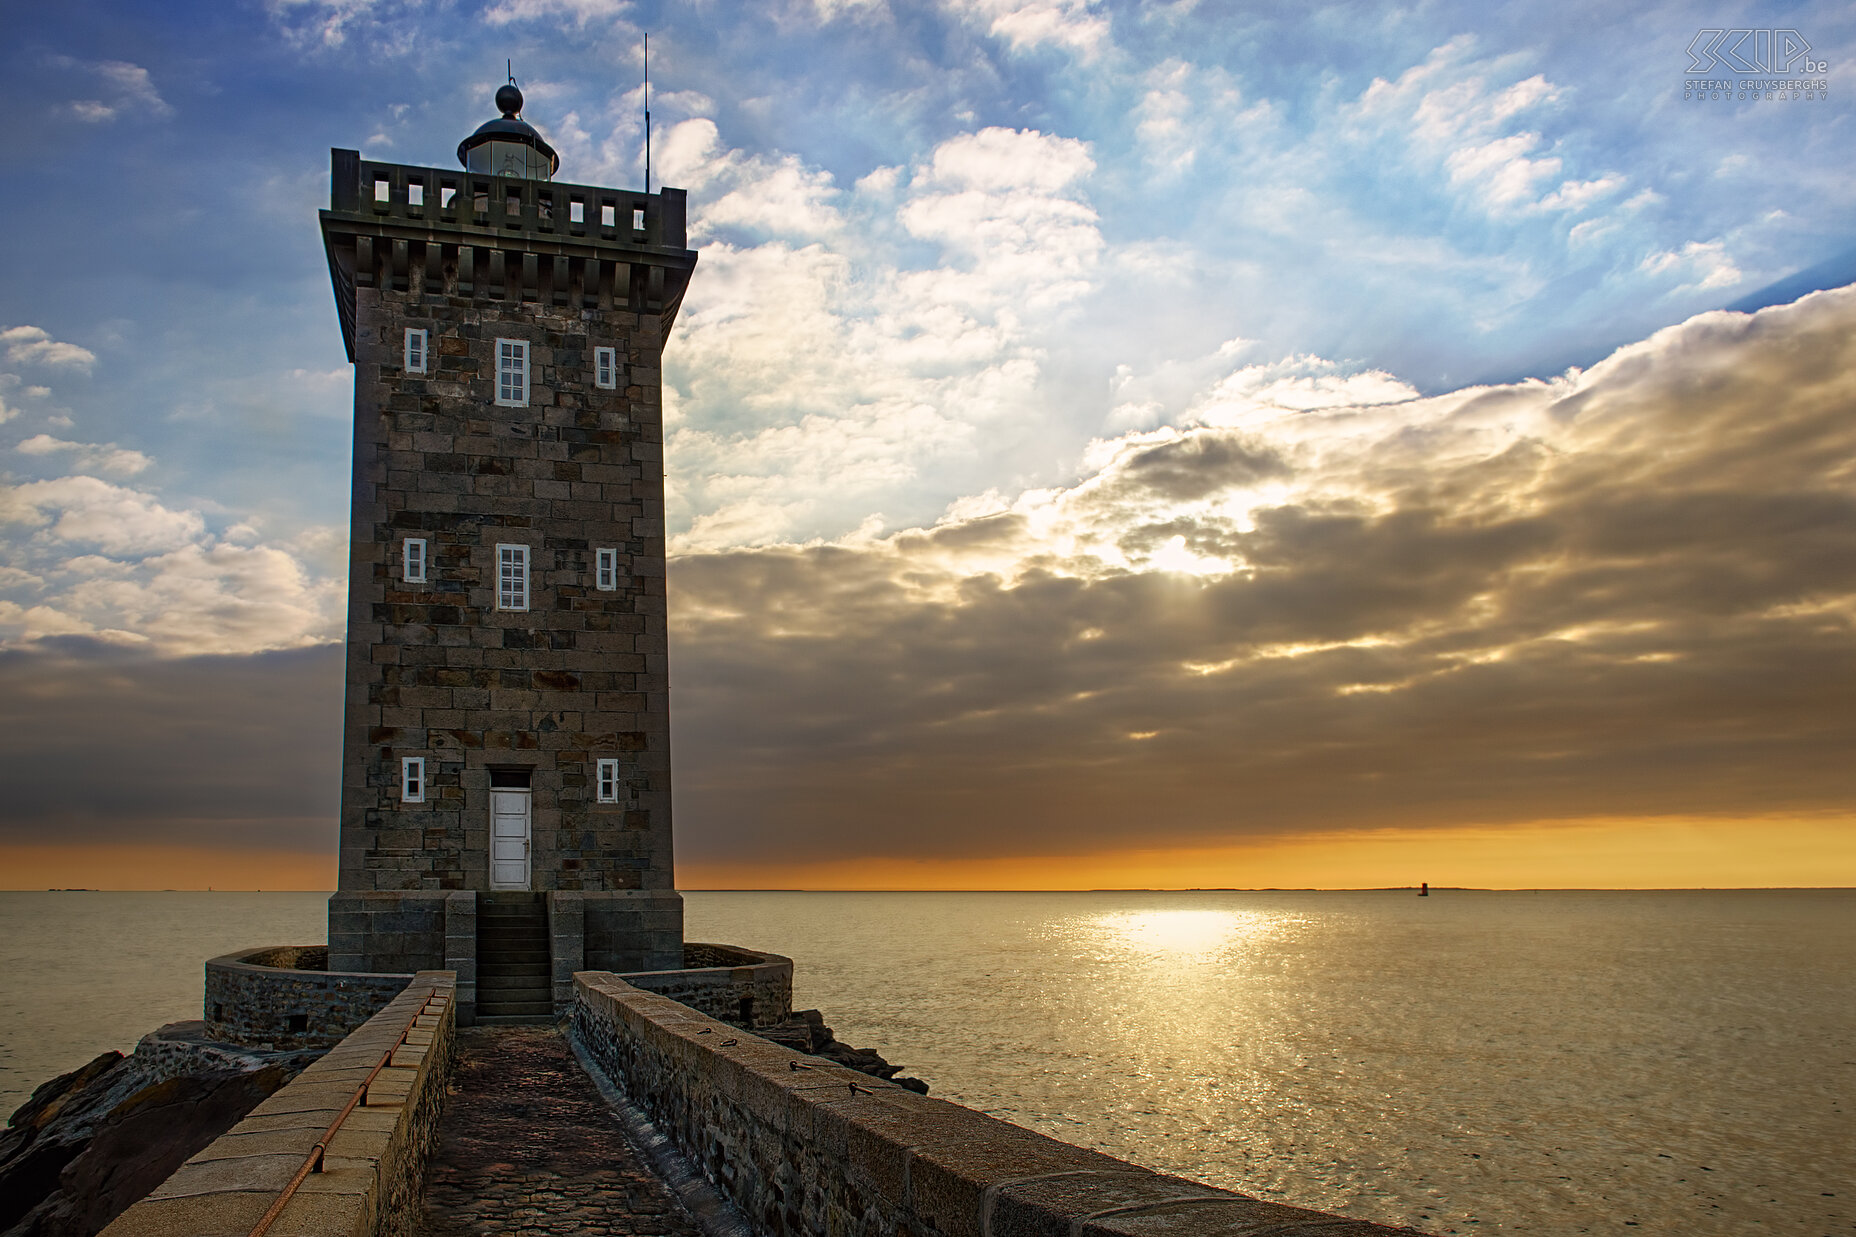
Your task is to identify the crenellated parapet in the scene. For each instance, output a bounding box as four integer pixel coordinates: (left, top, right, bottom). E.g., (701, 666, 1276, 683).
(319, 149, 697, 361)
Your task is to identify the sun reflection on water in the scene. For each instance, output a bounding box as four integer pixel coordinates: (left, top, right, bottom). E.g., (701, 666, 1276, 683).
(1085, 907, 1277, 960)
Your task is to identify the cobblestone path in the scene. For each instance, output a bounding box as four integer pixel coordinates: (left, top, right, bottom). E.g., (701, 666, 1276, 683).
(417, 1025, 704, 1236)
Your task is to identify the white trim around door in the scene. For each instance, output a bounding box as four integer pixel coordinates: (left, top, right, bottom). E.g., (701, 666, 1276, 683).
(489, 788, 532, 890)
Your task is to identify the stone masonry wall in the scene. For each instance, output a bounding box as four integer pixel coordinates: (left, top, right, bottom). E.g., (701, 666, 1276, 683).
(104, 972, 456, 1237)
(615, 943, 792, 1029)
(204, 946, 412, 1049)
(329, 889, 453, 974)
(338, 257, 674, 894)
(571, 973, 1427, 1237)
(547, 890, 685, 1009)
(583, 889, 683, 974)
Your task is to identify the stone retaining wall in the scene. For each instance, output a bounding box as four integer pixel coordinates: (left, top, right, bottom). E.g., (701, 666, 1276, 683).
(205, 946, 413, 1049)
(328, 890, 454, 974)
(104, 972, 456, 1237)
(571, 972, 1427, 1237)
(615, 944, 793, 1029)
(582, 889, 684, 972)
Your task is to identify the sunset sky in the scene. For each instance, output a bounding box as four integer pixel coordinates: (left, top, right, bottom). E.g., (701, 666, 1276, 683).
(2, 0, 1852, 890)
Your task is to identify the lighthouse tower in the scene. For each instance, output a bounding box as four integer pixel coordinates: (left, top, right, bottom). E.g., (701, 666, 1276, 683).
(320, 84, 695, 1019)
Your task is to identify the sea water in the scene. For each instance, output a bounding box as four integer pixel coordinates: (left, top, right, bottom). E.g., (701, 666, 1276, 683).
(1, 889, 1848, 1235)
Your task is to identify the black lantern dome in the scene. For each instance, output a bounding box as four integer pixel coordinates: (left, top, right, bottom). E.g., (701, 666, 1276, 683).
(457, 82, 560, 181)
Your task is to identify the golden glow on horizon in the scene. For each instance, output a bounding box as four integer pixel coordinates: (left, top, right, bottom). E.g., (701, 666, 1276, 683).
(2, 815, 1849, 891)
(0, 845, 335, 892)
(677, 815, 1856, 891)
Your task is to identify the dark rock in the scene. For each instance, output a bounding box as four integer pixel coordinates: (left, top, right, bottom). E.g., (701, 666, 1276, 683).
(0, 1026, 317, 1237)
(6, 1066, 293, 1237)
(757, 1009, 928, 1095)
(0, 1142, 84, 1233)
(5, 1054, 124, 1141)
(0, 1055, 127, 1232)
(756, 1024, 813, 1053)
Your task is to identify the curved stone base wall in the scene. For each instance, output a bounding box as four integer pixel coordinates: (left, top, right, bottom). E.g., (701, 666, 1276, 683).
(204, 945, 412, 1049)
(616, 942, 793, 1028)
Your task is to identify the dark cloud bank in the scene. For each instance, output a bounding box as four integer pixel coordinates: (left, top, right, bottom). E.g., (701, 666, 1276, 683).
(4, 291, 1853, 868)
(0, 641, 341, 853)
(668, 291, 1856, 864)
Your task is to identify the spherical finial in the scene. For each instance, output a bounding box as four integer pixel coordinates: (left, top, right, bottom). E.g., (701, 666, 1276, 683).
(496, 83, 523, 117)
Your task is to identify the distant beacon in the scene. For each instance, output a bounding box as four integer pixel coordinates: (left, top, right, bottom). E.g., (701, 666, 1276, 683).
(318, 81, 698, 1023)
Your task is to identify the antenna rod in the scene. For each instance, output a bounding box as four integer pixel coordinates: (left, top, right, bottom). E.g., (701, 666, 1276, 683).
(644, 32, 652, 195)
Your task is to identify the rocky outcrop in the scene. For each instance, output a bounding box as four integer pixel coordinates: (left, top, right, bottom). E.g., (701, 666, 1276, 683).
(756, 1009, 929, 1094)
(0, 1023, 318, 1237)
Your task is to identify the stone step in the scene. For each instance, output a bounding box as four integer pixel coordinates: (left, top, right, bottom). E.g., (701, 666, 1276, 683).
(479, 953, 550, 968)
(474, 1013, 555, 1026)
(478, 968, 551, 985)
(476, 1002, 555, 1018)
(479, 995, 551, 1009)
(475, 973, 545, 995)
(479, 987, 552, 1004)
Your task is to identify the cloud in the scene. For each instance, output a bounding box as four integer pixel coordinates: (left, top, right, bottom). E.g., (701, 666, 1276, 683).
(0, 641, 341, 849)
(1182, 355, 1419, 429)
(1641, 240, 1743, 295)
(15, 434, 152, 476)
(1, 326, 96, 370)
(1, 475, 203, 555)
(0, 476, 342, 654)
(261, 0, 405, 48)
(6, 291, 1848, 877)
(1346, 41, 1623, 218)
(897, 128, 1100, 308)
(54, 57, 172, 122)
(663, 286, 1856, 866)
(1135, 60, 1199, 176)
(482, 0, 630, 26)
(943, 0, 1112, 59)
(659, 122, 1105, 549)
(36, 542, 342, 654)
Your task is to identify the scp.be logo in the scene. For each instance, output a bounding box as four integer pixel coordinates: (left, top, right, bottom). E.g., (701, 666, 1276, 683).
(1687, 29, 1827, 74)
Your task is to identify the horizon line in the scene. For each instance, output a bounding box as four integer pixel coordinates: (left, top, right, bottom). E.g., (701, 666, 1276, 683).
(9, 885, 1852, 894)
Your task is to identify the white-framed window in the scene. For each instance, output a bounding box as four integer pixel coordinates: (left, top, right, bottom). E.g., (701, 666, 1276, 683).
(401, 757, 425, 803)
(403, 538, 427, 583)
(596, 757, 622, 804)
(594, 347, 618, 390)
(497, 543, 529, 611)
(404, 328, 428, 374)
(595, 547, 618, 591)
(495, 338, 529, 407)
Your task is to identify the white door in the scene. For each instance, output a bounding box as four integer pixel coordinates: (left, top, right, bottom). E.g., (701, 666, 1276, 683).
(490, 790, 531, 890)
